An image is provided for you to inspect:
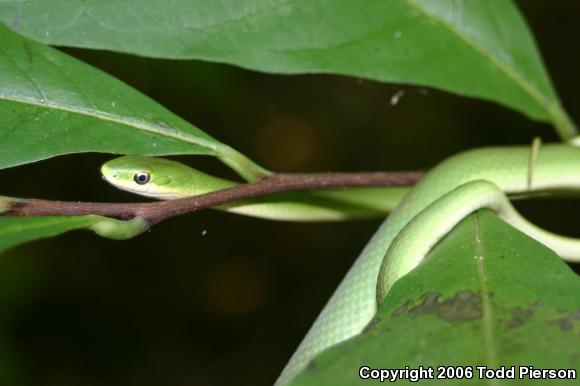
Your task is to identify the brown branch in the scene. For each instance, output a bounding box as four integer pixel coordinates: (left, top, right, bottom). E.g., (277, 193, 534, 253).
(4, 171, 424, 226)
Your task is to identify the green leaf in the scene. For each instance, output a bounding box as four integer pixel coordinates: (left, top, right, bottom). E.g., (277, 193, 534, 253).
(0, 216, 104, 254)
(0, 1, 574, 136)
(289, 210, 580, 385)
(0, 196, 151, 253)
(0, 24, 266, 180)
(0, 205, 151, 253)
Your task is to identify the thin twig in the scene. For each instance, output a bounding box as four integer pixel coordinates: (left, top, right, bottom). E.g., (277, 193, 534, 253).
(4, 171, 424, 225)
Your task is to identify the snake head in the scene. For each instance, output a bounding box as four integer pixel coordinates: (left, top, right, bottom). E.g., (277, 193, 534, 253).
(101, 155, 234, 199)
(101, 156, 186, 199)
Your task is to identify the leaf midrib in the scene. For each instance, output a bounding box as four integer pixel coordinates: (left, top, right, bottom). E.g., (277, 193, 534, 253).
(0, 93, 221, 153)
(473, 213, 500, 386)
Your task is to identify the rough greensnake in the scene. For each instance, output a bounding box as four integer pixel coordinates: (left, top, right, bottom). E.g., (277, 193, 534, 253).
(101, 142, 580, 385)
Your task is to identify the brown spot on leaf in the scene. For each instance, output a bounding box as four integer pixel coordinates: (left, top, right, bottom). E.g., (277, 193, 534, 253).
(394, 291, 482, 323)
(506, 306, 535, 330)
(391, 300, 411, 317)
(362, 317, 381, 334)
(305, 359, 317, 372)
(549, 309, 580, 332)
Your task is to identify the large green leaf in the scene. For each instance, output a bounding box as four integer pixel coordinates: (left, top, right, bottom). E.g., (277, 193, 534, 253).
(289, 210, 580, 385)
(0, 0, 574, 135)
(0, 24, 265, 180)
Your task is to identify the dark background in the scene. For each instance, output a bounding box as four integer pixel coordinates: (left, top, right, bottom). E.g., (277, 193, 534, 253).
(1, 1, 579, 385)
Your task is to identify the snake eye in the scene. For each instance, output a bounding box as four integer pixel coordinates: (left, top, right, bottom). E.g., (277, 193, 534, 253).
(133, 172, 151, 185)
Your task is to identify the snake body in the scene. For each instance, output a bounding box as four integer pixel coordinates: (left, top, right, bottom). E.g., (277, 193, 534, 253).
(101, 144, 580, 386)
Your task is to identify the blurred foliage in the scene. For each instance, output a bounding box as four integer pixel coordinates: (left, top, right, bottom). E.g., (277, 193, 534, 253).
(0, 0, 579, 385)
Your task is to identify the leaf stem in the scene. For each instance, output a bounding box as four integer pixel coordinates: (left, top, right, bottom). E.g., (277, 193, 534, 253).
(549, 104, 578, 142)
(217, 144, 272, 181)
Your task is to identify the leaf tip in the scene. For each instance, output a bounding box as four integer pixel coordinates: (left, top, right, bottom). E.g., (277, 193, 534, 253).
(0, 196, 17, 214)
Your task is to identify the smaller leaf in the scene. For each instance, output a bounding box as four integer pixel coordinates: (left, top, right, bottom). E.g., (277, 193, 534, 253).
(0, 196, 148, 253)
(0, 216, 104, 254)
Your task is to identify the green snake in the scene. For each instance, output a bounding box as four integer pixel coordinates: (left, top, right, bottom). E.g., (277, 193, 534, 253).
(101, 142, 580, 385)
(101, 156, 409, 221)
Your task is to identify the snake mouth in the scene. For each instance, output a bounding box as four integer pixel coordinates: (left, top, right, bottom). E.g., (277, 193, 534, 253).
(101, 175, 129, 192)
(111, 186, 184, 200)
